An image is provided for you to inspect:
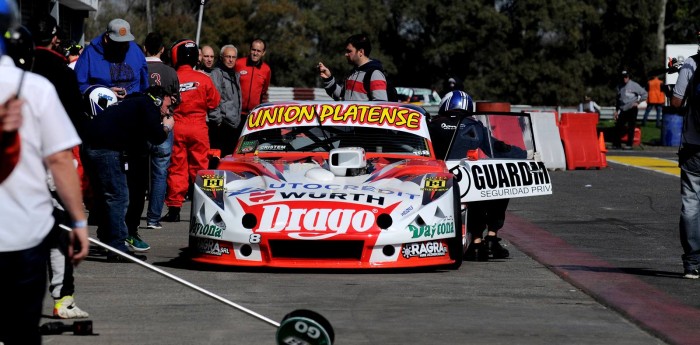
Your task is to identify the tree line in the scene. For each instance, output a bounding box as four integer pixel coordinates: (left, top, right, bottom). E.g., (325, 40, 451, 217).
(86, 0, 700, 107)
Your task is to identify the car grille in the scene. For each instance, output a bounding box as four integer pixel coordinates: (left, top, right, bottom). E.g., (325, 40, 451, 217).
(268, 240, 364, 260)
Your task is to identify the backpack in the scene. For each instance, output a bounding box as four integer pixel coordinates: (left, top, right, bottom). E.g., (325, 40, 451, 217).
(362, 67, 399, 102)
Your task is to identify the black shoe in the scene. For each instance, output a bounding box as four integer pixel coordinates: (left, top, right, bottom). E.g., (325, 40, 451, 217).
(464, 241, 488, 261)
(106, 252, 147, 263)
(485, 235, 510, 259)
(160, 207, 180, 222)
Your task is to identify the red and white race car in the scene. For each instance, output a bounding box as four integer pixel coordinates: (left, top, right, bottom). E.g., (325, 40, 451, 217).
(188, 101, 551, 269)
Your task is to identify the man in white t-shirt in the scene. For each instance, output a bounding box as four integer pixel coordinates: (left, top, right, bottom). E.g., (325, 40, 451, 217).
(0, 1, 89, 341)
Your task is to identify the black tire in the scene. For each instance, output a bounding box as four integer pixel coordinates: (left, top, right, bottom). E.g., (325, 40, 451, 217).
(447, 179, 464, 269)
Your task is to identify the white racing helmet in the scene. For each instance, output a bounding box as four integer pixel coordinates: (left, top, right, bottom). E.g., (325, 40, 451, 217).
(84, 85, 117, 119)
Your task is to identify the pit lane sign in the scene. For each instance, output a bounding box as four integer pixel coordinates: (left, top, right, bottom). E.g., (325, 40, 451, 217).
(446, 159, 552, 202)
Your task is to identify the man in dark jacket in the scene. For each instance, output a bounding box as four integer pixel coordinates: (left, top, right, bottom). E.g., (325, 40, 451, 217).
(210, 44, 242, 157)
(83, 86, 174, 262)
(29, 14, 91, 319)
(29, 14, 85, 136)
(318, 33, 388, 101)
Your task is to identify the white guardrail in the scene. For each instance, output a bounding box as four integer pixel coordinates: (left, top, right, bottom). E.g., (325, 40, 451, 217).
(267, 87, 624, 121)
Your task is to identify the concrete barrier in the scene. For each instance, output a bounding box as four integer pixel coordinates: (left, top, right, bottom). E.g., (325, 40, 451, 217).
(529, 111, 566, 171)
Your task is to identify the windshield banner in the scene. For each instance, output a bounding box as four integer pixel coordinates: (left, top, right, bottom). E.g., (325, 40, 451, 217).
(243, 102, 430, 138)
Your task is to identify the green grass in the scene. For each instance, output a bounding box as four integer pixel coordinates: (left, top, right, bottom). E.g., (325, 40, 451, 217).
(598, 120, 663, 146)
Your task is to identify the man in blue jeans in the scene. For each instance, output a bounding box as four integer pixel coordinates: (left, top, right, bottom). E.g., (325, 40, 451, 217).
(672, 54, 700, 279)
(143, 32, 180, 229)
(83, 86, 174, 261)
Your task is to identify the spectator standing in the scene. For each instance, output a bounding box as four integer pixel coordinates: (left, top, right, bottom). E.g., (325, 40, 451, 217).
(30, 15, 85, 136)
(161, 40, 220, 222)
(441, 77, 464, 97)
(643, 75, 665, 127)
(210, 44, 242, 157)
(235, 38, 271, 114)
(82, 86, 174, 261)
(318, 33, 388, 101)
(0, 1, 89, 341)
(198, 45, 215, 74)
(671, 54, 700, 279)
(74, 18, 148, 98)
(578, 95, 602, 115)
(29, 13, 89, 319)
(613, 70, 647, 149)
(143, 32, 180, 229)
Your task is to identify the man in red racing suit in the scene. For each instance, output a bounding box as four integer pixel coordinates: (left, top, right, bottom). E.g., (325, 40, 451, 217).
(162, 40, 220, 222)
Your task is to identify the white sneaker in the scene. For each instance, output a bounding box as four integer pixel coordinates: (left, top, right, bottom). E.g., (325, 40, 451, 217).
(53, 295, 89, 319)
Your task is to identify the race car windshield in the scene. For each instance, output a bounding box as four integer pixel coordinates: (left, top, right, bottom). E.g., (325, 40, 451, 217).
(445, 113, 535, 160)
(237, 126, 431, 156)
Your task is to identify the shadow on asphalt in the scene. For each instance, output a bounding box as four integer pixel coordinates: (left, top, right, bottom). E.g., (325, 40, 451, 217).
(556, 264, 684, 279)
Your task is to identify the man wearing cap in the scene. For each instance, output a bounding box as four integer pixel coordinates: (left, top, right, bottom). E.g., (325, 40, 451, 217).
(74, 18, 148, 98)
(613, 70, 647, 149)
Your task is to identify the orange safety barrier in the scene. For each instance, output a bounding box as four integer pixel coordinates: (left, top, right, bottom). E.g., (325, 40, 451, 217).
(559, 112, 604, 170)
(476, 102, 510, 112)
(620, 127, 642, 147)
(598, 132, 608, 168)
(474, 102, 526, 159)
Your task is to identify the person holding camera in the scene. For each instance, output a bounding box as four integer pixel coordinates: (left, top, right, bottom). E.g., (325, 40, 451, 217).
(82, 86, 175, 262)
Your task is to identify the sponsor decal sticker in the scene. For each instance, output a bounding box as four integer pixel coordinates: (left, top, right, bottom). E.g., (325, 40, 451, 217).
(201, 174, 224, 192)
(239, 200, 400, 240)
(408, 218, 455, 239)
(449, 160, 552, 200)
(422, 176, 448, 192)
(196, 238, 231, 256)
(190, 218, 225, 238)
(279, 191, 385, 205)
(250, 190, 276, 203)
(239, 140, 258, 153)
(258, 144, 287, 151)
(402, 241, 447, 258)
(268, 182, 419, 200)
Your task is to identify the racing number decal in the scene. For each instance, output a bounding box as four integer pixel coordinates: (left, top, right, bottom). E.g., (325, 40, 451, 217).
(295, 321, 321, 340)
(249, 234, 261, 244)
